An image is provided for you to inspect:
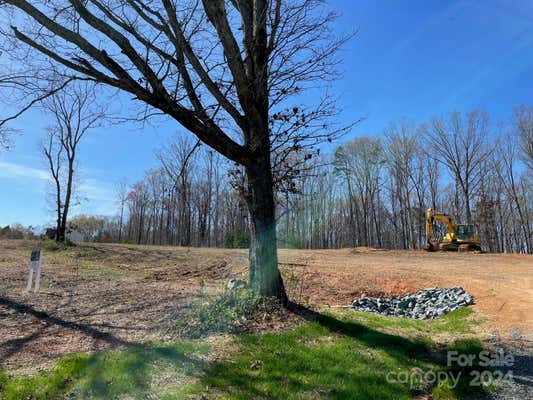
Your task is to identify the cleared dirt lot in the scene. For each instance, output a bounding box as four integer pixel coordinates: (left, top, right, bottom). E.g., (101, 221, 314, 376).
(0, 240, 531, 373)
(279, 247, 533, 334)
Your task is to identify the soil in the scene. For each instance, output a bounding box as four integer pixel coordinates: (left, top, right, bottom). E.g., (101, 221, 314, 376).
(277, 247, 533, 337)
(0, 240, 531, 374)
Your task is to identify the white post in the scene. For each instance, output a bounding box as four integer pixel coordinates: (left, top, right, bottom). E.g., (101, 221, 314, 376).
(34, 264, 41, 292)
(25, 268, 33, 292)
(26, 249, 42, 293)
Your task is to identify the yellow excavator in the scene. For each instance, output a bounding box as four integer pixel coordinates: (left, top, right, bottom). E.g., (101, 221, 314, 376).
(425, 208, 481, 252)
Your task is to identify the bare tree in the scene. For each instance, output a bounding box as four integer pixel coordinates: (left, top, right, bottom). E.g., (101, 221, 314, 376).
(0, 73, 24, 149)
(157, 134, 200, 246)
(42, 127, 64, 240)
(115, 179, 129, 243)
(0, 71, 83, 149)
(1, 0, 349, 300)
(0, 125, 12, 150)
(425, 111, 492, 223)
(41, 82, 103, 241)
(126, 181, 150, 244)
(100, 107, 532, 254)
(333, 137, 384, 247)
(495, 136, 532, 253)
(384, 121, 419, 249)
(514, 106, 533, 170)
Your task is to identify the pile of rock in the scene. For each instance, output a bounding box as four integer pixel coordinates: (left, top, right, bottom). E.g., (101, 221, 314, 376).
(351, 286, 474, 319)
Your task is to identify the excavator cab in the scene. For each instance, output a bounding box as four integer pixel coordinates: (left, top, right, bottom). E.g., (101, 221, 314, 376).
(425, 209, 481, 252)
(456, 224, 475, 241)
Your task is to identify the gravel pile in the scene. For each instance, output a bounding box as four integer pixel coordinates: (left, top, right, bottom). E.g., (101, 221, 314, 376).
(487, 341, 533, 400)
(351, 286, 474, 319)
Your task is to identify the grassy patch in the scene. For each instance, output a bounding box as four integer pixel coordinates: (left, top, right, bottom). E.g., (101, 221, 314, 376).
(179, 310, 491, 400)
(335, 307, 482, 338)
(0, 342, 207, 400)
(186, 322, 429, 399)
(1, 308, 491, 400)
(41, 239, 76, 252)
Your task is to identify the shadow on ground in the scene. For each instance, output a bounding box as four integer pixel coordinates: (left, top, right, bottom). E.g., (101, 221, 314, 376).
(0, 340, 207, 400)
(186, 303, 491, 399)
(1, 299, 491, 400)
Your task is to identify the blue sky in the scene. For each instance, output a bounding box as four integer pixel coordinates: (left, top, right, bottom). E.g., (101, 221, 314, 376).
(1, 0, 533, 227)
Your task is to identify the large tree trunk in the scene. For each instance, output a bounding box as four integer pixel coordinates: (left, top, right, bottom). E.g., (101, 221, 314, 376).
(245, 151, 287, 302)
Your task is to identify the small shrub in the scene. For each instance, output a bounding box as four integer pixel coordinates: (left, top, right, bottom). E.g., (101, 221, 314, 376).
(42, 239, 76, 251)
(179, 287, 280, 338)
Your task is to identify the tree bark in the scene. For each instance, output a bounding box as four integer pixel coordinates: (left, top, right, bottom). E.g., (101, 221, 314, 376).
(54, 179, 62, 242)
(58, 159, 74, 242)
(118, 202, 124, 242)
(245, 151, 287, 302)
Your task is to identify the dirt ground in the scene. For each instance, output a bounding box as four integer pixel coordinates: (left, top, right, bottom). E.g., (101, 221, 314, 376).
(278, 247, 533, 334)
(1, 240, 531, 374)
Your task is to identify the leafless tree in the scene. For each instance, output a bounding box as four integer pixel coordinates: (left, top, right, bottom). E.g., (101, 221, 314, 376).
(0, 124, 12, 150)
(115, 179, 129, 243)
(102, 108, 532, 254)
(41, 82, 103, 241)
(125, 180, 150, 244)
(384, 121, 419, 249)
(424, 111, 492, 223)
(494, 136, 532, 252)
(0, 70, 85, 149)
(514, 106, 533, 170)
(1, 0, 349, 300)
(0, 73, 25, 149)
(157, 134, 200, 246)
(333, 137, 384, 247)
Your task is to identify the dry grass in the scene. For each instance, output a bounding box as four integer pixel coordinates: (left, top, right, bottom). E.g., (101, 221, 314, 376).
(1, 239, 531, 374)
(0, 240, 249, 373)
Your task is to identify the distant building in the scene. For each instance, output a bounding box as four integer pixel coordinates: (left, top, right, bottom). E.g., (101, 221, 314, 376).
(67, 230, 84, 244)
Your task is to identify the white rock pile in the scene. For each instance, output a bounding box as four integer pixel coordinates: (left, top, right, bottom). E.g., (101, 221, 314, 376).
(351, 286, 474, 319)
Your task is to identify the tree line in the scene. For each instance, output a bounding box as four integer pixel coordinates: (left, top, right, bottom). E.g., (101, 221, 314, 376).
(280, 109, 532, 253)
(75, 108, 531, 254)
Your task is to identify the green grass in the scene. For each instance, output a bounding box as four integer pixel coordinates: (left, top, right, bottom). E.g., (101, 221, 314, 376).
(187, 322, 430, 399)
(338, 307, 482, 336)
(0, 309, 493, 400)
(180, 310, 491, 400)
(41, 239, 76, 252)
(0, 342, 207, 400)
